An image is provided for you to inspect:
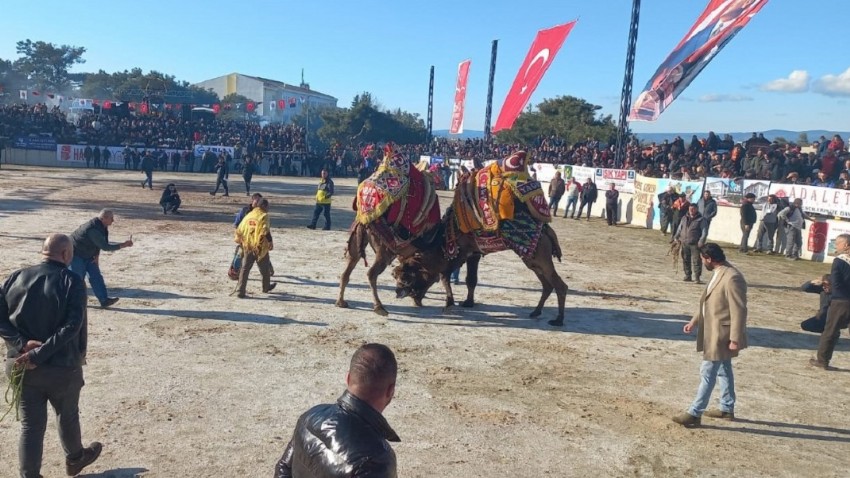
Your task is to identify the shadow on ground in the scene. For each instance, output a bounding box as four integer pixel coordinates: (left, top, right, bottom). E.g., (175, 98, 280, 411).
(111, 307, 326, 326)
(78, 467, 149, 478)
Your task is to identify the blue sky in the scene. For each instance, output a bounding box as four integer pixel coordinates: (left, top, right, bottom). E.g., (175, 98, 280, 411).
(2, 0, 848, 134)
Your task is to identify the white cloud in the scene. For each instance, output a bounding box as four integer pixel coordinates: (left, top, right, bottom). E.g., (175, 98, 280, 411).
(812, 67, 850, 97)
(760, 70, 810, 93)
(698, 94, 754, 102)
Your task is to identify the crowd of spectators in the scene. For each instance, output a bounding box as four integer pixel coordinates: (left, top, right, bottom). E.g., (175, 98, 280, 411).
(0, 104, 76, 142)
(399, 132, 850, 188)
(74, 111, 306, 154)
(2, 102, 306, 156)
(5, 102, 850, 188)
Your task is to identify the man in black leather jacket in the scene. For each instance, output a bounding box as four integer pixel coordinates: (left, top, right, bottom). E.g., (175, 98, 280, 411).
(275, 343, 400, 478)
(0, 234, 103, 478)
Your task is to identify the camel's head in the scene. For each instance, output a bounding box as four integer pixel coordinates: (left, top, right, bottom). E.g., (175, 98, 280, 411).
(392, 254, 441, 306)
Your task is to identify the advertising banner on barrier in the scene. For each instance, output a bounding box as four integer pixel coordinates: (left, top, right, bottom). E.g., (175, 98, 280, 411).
(193, 144, 235, 158)
(633, 175, 660, 225)
(634, 174, 705, 228)
(768, 183, 850, 219)
(825, 221, 850, 256)
(742, 180, 771, 204)
(57, 144, 183, 165)
(562, 165, 596, 185)
(705, 177, 744, 207)
(595, 167, 636, 194)
(14, 136, 57, 151)
(532, 163, 560, 183)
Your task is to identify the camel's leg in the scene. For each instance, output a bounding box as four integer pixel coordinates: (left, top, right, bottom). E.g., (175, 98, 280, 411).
(337, 224, 367, 308)
(367, 246, 395, 316)
(461, 254, 481, 308)
(440, 273, 455, 311)
(535, 233, 568, 325)
(525, 262, 554, 319)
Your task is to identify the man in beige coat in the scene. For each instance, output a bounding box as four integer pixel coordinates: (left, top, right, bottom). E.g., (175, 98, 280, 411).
(673, 243, 748, 427)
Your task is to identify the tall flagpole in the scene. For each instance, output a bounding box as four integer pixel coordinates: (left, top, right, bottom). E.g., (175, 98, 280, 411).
(426, 66, 435, 143)
(484, 39, 498, 145)
(615, 0, 641, 166)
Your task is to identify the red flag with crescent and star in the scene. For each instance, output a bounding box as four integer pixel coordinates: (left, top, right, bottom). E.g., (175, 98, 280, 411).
(493, 20, 577, 133)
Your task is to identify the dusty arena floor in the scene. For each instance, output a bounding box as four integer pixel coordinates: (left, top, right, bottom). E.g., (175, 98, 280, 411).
(0, 166, 848, 477)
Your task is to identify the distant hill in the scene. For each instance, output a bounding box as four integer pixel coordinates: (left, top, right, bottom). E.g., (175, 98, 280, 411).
(634, 130, 850, 144)
(432, 129, 486, 139)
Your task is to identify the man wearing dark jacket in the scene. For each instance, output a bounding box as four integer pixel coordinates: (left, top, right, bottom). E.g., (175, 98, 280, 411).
(675, 204, 708, 283)
(548, 171, 566, 217)
(801, 275, 833, 333)
(159, 183, 182, 215)
(576, 177, 598, 220)
(275, 343, 400, 478)
(210, 156, 230, 197)
(605, 183, 619, 226)
(697, 190, 718, 235)
(739, 193, 757, 253)
(0, 234, 103, 478)
(69, 210, 134, 308)
(811, 234, 850, 369)
(140, 152, 155, 189)
(658, 186, 677, 235)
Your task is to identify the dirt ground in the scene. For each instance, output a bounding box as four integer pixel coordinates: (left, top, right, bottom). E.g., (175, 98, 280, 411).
(0, 165, 848, 478)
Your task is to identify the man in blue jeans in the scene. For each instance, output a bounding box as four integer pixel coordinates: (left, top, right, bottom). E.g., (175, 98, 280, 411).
(673, 243, 748, 427)
(69, 210, 134, 308)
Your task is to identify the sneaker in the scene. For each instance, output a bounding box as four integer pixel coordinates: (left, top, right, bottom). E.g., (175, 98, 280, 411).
(704, 409, 735, 420)
(66, 442, 102, 476)
(809, 358, 831, 370)
(100, 297, 119, 308)
(672, 413, 701, 428)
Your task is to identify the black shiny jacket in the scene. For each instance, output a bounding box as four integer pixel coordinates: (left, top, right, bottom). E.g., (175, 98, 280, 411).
(0, 260, 87, 367)
(275, 390, 400, 478)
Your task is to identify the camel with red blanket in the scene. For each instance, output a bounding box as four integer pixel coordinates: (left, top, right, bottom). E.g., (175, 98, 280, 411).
(336, 144, 442, 316)
(392, 151, 569, 326)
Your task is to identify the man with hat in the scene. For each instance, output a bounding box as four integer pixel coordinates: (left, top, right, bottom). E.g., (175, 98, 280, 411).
(739, 193, 757, 253)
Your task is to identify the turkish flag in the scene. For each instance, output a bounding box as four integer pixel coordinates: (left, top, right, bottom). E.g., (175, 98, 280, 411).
(103, 101, 112, 109)
(140, 102, 149, 114)
(493, 20, 577, 132)
(246, 102, 255, 112)
(278, 99, 286, 109)
(213, 103, 221, 114)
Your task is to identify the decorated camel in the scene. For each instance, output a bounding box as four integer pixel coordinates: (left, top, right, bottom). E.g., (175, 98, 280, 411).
(336, 144, 442, 316)
(392, 151, 569, 326)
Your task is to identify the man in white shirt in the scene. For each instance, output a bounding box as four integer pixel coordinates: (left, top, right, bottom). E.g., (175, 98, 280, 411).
(777, 198, 814, 260)
(753, 194, 778, 254)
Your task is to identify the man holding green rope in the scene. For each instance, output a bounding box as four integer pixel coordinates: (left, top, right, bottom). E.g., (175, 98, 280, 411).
(0, 234, 103, 478)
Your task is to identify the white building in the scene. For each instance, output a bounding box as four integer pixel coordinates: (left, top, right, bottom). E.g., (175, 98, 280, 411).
(193, 72, 337, 121)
